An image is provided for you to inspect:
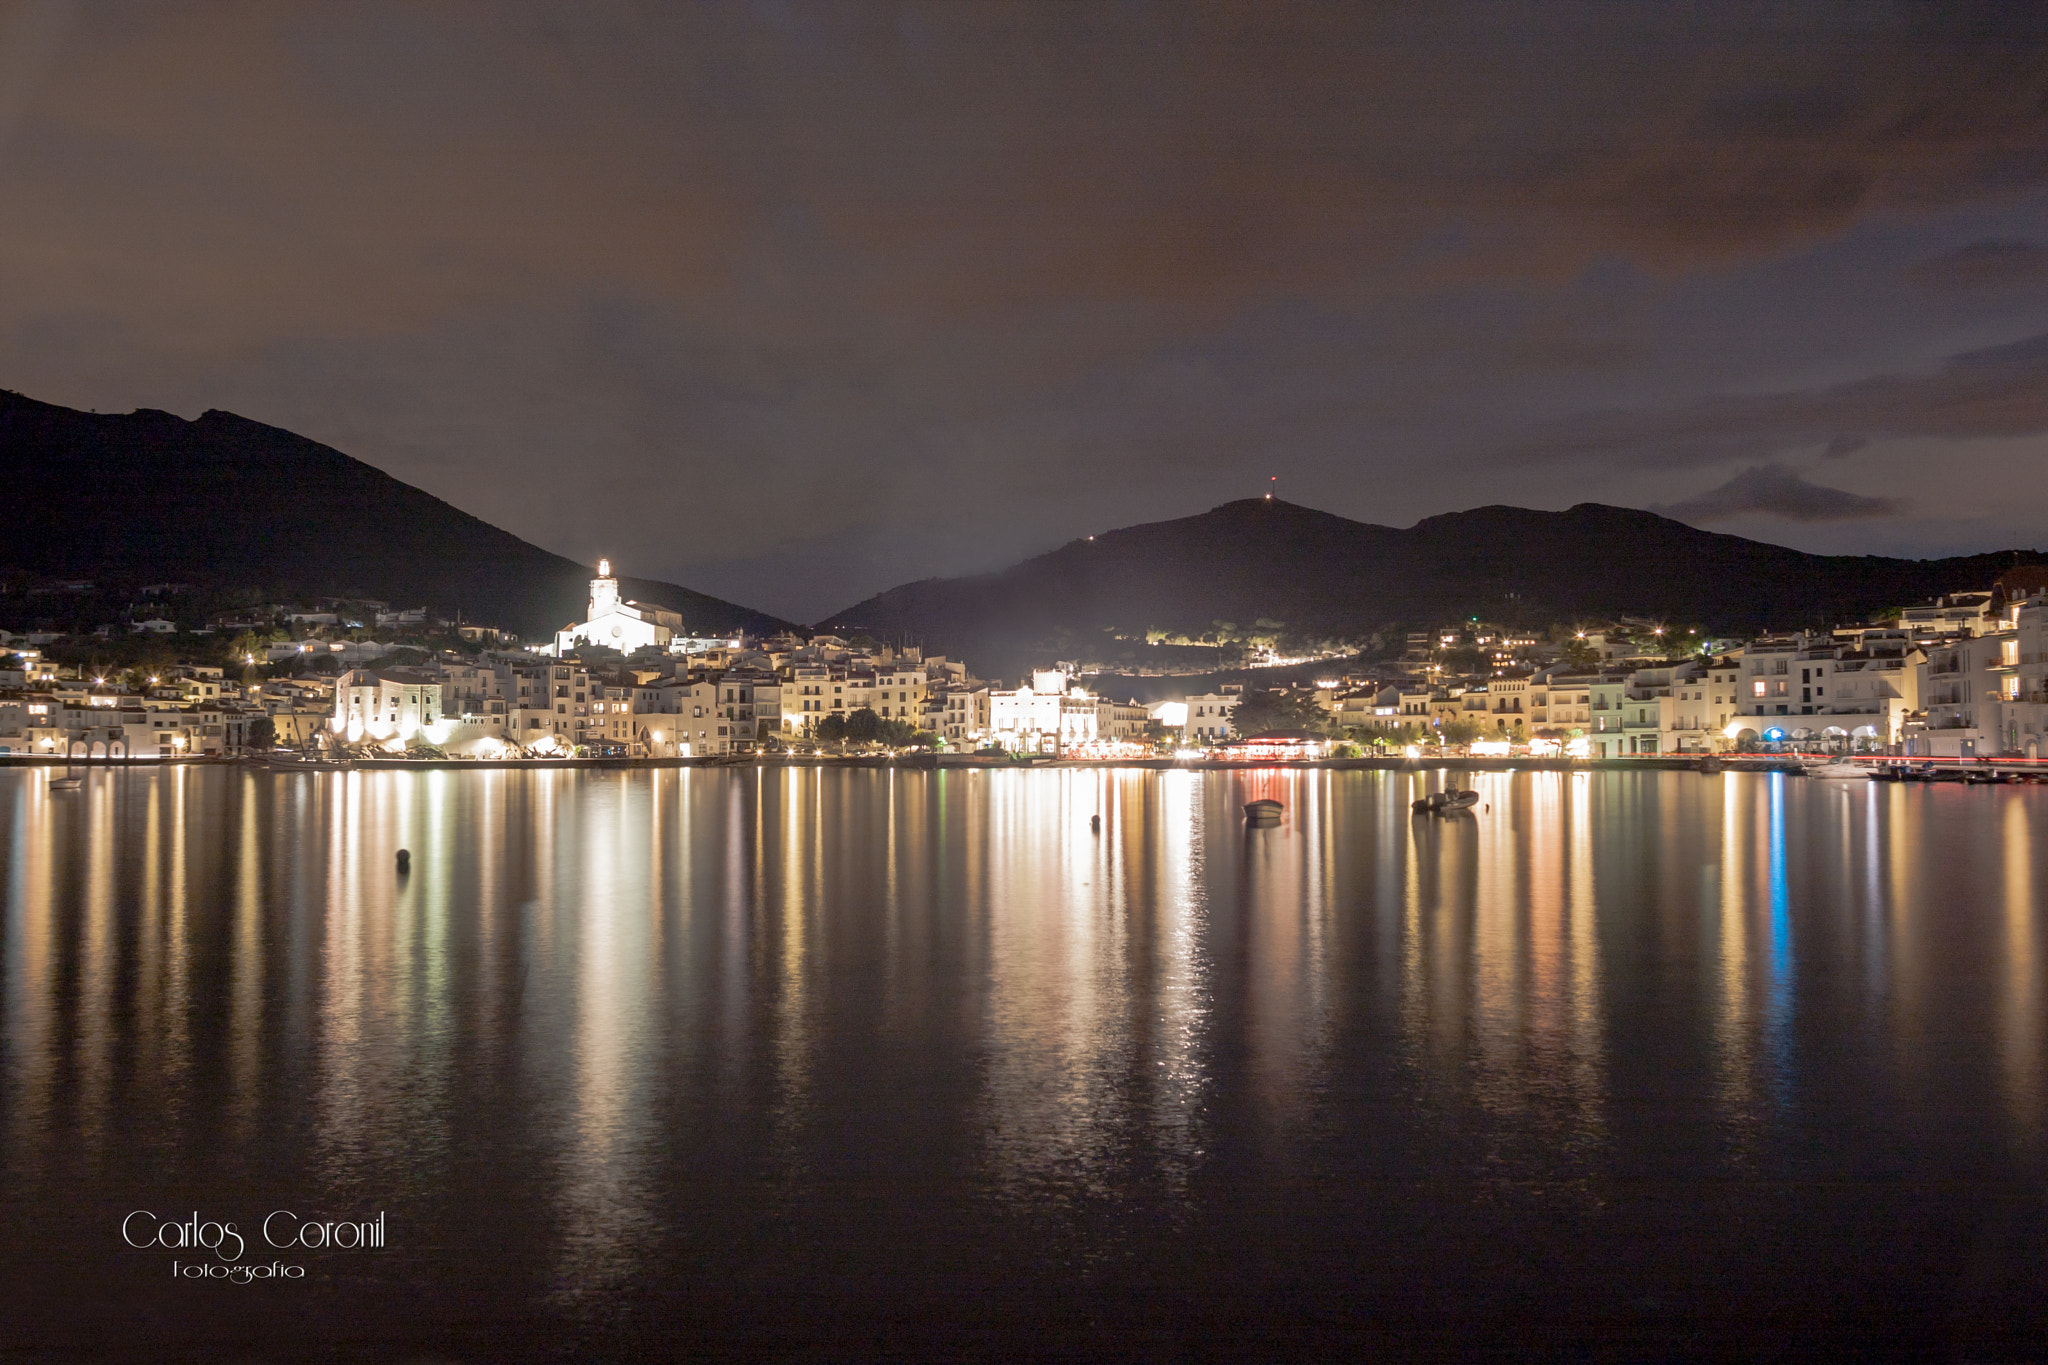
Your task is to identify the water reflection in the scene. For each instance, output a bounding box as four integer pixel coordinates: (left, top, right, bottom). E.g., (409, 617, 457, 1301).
(1, 766, 2044, 1347)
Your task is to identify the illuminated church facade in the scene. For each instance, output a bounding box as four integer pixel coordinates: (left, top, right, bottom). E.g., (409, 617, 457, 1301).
(552, 560, 682, 656)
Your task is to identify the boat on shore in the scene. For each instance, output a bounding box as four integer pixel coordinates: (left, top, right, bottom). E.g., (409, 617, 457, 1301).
(256, 752, 354, 772)
(1800, 757, 1871, 779)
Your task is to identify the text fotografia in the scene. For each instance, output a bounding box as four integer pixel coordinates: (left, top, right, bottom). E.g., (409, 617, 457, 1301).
(123, 1209, 388, 1263)
(173, 1260, 306, 1282)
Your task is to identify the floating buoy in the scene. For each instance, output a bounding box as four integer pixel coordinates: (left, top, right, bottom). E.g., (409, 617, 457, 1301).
(1090, 814, 1101, 834)
(396, 849, 411, 873)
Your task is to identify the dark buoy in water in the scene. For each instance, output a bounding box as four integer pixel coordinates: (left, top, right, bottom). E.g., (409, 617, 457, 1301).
(396, 849, 411, 874)
(1090, 814, 1101, 834)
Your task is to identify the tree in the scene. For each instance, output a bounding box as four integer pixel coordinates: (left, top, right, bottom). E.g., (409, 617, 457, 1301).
(874, 717, 934, 748)
(1559, 636, 1600, 671)
(816, 712, 848, 743)
(844, 708, 881, 743)
(246, 716, 276, 751)
(1438, 716, 1484, 746)
(1229, 688, 1329, 737)
(1361, 722, 1426, 749)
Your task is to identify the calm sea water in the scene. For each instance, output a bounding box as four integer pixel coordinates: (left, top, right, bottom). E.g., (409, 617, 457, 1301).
(2, 765, 2044, 1361)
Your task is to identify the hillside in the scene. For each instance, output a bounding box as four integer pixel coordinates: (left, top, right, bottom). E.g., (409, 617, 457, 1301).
(820, 497, 2043, 675)
(0, 390, 791, 638)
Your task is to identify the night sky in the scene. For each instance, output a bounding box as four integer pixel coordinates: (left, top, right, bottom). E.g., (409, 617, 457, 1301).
(3, 2, 2046, 622)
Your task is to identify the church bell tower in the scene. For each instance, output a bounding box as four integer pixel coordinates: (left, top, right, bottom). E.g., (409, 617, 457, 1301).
(590, 559, 620, 619)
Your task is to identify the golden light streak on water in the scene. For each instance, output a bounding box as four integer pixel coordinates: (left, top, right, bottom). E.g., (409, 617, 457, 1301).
(230, 774, 263, 1140)
(1714, 767, 1759, 1152)
(2000, 796, 2041, 1148)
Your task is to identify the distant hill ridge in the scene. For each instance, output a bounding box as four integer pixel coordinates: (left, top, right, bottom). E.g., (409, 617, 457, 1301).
(820, 496, 2044, 672)
(0, 390, 791, 638)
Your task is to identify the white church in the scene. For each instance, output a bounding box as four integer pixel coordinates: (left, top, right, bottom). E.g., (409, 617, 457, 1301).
(551, 561, 684, 656)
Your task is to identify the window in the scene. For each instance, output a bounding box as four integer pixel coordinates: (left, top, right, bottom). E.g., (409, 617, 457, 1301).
(1752, 680, 1766, 697)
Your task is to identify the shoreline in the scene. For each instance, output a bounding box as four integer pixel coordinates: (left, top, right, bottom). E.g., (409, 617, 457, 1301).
(6, 753, 2039, 776)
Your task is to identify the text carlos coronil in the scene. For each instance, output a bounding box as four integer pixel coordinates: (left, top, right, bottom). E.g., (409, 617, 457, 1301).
(124, 1209, 386, 1280)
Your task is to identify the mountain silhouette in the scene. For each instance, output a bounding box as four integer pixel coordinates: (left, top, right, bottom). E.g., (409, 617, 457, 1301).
(820, 496, 2043, 676)
(0, 390, 791, 638)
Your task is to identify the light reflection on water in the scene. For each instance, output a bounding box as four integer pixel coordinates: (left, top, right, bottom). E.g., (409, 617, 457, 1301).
(1, 765, 2045, 1357)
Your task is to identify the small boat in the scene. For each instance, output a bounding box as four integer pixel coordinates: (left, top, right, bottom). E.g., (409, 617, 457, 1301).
(1244, 799, 1283, 826)
(49, 775, 83, 791)
(1801, 759, 1870, 779)
(1411, 789, 1480, 816)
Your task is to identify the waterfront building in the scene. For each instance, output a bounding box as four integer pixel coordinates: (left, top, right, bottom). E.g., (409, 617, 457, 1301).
(1586, 673, 1629, 757)
(1094, 698, 1152, 743)
(1182, 688, 1241, 743)
(1529, 671, 1595, 735)
(1914, 587, 2047, 759)
(1483, 676, 1532, 739)
(334, 667, 446, 744)
(786, 665, 833, 732)
(939, 688, 992, 747)
(988, 673, 1099, 753)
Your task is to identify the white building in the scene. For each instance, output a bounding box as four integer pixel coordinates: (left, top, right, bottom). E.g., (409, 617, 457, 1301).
(985, 672, 1099, 753)
(1181, 688, 1241, 743)
(1915, 588, 2048, 759)
(333, 668, 446, 745)
(553, 561, 678, 656)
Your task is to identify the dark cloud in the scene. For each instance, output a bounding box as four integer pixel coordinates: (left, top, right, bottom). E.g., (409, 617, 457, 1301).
(1905, 238, 2048, 290)
(1489, 331, 2048, 471)
(1653, 464, 1903, 523)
